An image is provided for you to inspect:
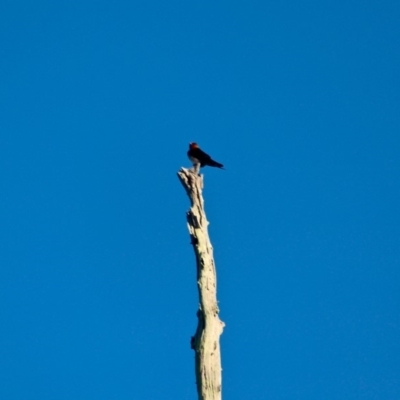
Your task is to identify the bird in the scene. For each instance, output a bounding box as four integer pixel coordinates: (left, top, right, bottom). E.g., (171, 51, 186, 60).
(187, 142, 224, 171)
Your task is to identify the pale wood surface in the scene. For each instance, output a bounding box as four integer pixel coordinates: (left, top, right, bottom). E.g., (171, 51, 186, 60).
(177, 168, 225, 400)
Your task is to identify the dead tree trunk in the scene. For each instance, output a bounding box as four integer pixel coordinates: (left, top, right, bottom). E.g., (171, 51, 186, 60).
(177, 168, 225, 400)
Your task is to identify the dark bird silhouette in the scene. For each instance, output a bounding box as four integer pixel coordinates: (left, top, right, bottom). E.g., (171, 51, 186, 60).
(187, 142, 224, 170)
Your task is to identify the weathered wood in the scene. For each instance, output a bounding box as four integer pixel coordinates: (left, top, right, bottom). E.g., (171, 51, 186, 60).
(177, 167, 225, 400)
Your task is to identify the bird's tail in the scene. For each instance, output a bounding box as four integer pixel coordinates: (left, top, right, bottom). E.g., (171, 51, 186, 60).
(209, 160, 224, 169)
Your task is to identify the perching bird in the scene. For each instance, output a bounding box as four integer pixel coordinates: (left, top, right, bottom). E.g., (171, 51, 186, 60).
(187, 142, 224, 170)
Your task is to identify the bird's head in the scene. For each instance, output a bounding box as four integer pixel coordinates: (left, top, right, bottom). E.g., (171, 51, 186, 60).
(189, 142, 199, 149)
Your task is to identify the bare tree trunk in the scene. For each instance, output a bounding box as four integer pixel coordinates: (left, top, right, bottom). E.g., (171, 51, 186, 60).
(177, 168, 225, 400)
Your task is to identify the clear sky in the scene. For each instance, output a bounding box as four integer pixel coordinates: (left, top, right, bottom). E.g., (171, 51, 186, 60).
(1, 1, 399, 399)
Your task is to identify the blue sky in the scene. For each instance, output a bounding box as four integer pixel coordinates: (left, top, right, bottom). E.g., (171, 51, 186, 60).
(0, 1, 399, 399)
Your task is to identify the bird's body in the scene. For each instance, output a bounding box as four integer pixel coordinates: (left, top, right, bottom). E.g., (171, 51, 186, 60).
(187, 143, 224, 170)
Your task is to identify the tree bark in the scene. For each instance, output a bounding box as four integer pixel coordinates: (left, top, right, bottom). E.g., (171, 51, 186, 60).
(177, 168, 225, 400)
